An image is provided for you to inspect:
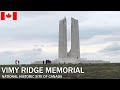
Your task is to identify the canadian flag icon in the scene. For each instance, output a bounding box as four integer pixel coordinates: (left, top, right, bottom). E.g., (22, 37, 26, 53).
(0, 11, 17, 20)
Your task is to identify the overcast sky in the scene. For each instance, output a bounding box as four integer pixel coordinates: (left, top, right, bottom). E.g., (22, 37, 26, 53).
(0, 11, 120, 64)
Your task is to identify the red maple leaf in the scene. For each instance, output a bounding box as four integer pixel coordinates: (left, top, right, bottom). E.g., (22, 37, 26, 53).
(6, 13, 12, 18)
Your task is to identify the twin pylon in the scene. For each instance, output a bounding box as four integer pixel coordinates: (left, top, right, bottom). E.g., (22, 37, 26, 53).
(59, 17, 80, 59)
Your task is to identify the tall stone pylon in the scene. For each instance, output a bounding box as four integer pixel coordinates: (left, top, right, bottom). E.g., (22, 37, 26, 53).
(53, 17, 109, 64)
(71, 17, 80, 58)
(59, 17, 67, 58)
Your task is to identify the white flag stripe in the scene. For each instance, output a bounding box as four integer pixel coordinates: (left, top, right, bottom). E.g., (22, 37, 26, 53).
(5, 12, 13, 20)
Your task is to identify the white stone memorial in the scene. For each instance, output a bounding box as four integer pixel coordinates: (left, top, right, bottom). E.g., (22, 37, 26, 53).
(53, 17, 110, 64)
(32, 17, 110, 64)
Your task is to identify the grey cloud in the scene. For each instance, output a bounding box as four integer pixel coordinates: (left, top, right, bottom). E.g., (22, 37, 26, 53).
(19, 11, 53, 17)
(1, 51, 14, 55)
(0, 20, 59, 43)
(81, 35, 120, 46)
(80, 52, 120, 63)
(0, 48, 43, 64)
(99, 43, 120, 55)
(80, 25, 120, 40)
(33, 48, 42, 52)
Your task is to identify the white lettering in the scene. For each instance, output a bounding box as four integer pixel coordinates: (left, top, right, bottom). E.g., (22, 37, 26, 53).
(45, 67, 84, 73)
(1, 67, 19, 73)
(46, 67, 51, 73)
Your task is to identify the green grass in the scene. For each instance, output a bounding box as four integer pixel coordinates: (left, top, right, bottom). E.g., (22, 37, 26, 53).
(0, 63, 120, 79)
